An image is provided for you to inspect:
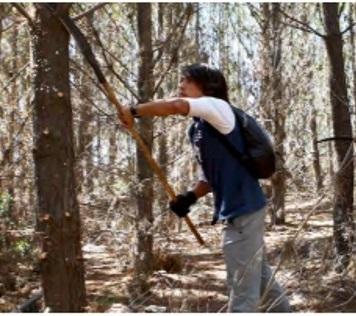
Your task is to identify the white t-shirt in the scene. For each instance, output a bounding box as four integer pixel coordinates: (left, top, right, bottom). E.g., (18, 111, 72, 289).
(184, 96, 235, 135)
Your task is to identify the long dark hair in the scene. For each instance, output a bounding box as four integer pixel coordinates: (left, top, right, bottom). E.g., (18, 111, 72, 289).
(182, 64, 229, 102)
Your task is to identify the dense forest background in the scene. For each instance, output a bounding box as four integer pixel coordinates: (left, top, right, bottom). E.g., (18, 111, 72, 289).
(0, 2, 355, 312)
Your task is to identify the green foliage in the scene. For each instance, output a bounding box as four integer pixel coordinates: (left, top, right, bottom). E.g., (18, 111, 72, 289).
(14, 239, 32, 257)
(0, 193, 33, 258)
(113, 178, 130, 195)
(0, 192, 13, 218)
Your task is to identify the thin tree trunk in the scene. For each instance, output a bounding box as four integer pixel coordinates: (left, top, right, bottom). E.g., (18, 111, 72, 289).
(32, 4, 86, 311)
(26, 72, 35, 220)
(327, 115, 335, 182)
(134, 2, 155, 291)
(0, 6, 3, 60)
(94, 112, 101, 178)
(323, 3, 354, 271)
(235, 4, 242, 101)
(194, 3, 200, 61)
(271, 3, 286, 225)
(7, 22, 18, 222)
(77, 13, 95, 194)
(260, 3, 286, 225)
(77, 66, 93, 193)
(157, 119, 168, 214)
(0, 8, 3, 173)
(310, 103, 323, 192)
(157, 4, 169, 218)
(349, 4, 356, 130)
(108, 120, 118, 183)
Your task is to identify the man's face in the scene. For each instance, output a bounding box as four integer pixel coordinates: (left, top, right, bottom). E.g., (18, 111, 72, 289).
(178, 77, 203, 98)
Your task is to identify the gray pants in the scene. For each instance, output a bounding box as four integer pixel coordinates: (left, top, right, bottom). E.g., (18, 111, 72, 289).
(223, 207, 291, 312)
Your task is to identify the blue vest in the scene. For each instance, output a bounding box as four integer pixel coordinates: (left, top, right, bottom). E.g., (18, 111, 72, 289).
(188, 117, 267, 222)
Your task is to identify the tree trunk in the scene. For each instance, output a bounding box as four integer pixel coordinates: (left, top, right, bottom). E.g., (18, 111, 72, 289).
(0, 6, 3, 59)
(327, 115, 335, 182)
(77, 66, 94, 193)
(0, 5, 5, 169)
(323, 3, 354, 271)
(32, 4, 86, 311)
(349, 4, 356, 130)
(76, 14, 95, 195)
(108, 118, 118, 184)
(305, 36, 323, 194)
(194, 3, 201, 61)
(310, 103, 323, 192)
(93, 111, 102, 188)
(260, 3, 286, 225)
(157, 4, 169, 219)
(7, 22, 18, 222)
(157, 118, 169, 216)
(134, 2, 155, 291)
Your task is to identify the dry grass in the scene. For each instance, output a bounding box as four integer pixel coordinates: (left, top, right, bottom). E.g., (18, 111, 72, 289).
(1, 195, 355, 312)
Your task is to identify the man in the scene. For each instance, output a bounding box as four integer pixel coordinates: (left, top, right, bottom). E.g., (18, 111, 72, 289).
(119, 64, 291, 312)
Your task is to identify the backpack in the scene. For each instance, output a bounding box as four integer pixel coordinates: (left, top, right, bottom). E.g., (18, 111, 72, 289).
(209, 106, 276, 179)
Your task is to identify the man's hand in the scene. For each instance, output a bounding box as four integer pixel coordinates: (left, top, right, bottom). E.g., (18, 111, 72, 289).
(119, 106, 134, 129)
(169, 191, 197, 218)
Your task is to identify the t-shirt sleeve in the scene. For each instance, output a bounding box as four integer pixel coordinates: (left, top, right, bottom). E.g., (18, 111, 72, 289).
(184, 96, 235, 135)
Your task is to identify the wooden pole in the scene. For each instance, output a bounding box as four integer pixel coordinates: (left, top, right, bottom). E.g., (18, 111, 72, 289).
(44, 4, 205, 246)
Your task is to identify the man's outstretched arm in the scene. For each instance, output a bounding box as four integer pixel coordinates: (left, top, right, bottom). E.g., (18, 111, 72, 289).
(136, 99, 189, 117)
(119, 98, 189, 128)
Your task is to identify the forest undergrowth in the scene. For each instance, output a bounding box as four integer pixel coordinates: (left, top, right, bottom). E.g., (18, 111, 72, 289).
(1, 194, 355, 312)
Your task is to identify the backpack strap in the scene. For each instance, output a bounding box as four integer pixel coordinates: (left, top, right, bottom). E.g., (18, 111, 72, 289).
(206, 108, 257, 177)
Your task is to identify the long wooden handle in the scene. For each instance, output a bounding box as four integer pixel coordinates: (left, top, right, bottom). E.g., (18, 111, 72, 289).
(44, 4, 205, 246)
(103, 83, 205, 246)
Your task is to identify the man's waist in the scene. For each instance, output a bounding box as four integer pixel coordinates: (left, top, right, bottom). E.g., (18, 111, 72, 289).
(212, 200, 267, 224)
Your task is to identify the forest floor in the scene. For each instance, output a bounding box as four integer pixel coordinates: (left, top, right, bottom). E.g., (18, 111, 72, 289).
(2, 195, 356, 312)
(83, 196, 356, 313)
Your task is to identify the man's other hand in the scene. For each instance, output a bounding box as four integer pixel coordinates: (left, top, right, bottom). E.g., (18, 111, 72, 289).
(169, 191, 197, 217)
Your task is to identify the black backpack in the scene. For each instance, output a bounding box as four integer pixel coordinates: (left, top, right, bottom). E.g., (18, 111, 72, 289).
(209, 106, 276, 179)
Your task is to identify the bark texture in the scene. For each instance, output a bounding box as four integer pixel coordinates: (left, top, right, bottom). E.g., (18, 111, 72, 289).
(134, 2, 155, 289)
(260, 3, 286, 225)
(323, 3, 354, 270)
(77, 13, 95, 194)
(310, 103, 323, 192)
(32, 4, 86, 311)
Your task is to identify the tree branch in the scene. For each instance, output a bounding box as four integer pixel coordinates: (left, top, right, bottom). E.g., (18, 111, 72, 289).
(153, 5, 193, 94)
(340, 22, 356, 35)
(153, 5, 193, 66)
(70, 78, 115, 119)
(12, 4, 35, 30)
(338, 2, 346, 18)
(246, 3, 264, 30)
(228, 11, 254, 59)
(0, 87, 33, 170)
(69, 57, 107, 97)
(278, 7, 326, 38)
(280, 20, 323, 37)
(317, 137, 355, 144)
(73, 3, 107, 21)
(88, 20, 140, 100)
(103, 5, 137, 55)
(0, 61, 30, 93)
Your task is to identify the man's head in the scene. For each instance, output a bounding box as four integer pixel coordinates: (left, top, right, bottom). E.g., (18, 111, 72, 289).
(178, 64, 229, 102)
